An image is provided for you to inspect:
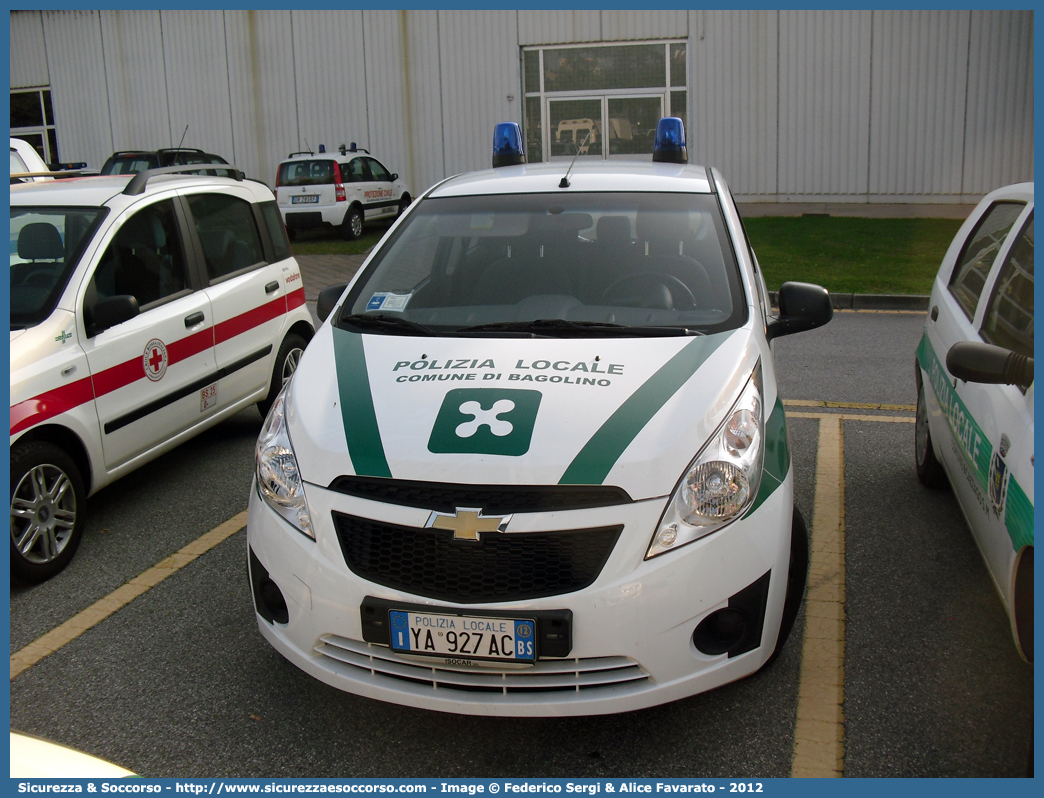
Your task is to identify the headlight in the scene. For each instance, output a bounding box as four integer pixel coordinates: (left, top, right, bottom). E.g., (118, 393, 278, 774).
(646, 362, 764, 558)
(256, 378, 314, 539)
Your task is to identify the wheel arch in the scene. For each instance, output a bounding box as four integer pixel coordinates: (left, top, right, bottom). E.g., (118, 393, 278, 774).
(12, 425, 94, 495)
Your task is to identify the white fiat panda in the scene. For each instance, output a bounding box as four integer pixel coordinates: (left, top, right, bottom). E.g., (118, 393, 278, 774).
(11, 165, 315, 582)
(247, 120, 833, 715)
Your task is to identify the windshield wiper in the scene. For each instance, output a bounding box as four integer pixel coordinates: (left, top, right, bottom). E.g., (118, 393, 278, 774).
(453, 319, 699, 337)
(338, 313, 436, 336)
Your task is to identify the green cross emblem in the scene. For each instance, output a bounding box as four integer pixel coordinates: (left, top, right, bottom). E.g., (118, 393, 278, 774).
(55, 330, 72, 344)
(428, 389, 542, 456)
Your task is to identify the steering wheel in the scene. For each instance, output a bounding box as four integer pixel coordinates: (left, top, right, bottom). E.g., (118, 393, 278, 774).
(600, 272, 697, 310)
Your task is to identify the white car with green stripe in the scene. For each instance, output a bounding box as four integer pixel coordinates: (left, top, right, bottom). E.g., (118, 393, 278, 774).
(915, 182, 1034, 663)
(247, 119, 833, 715)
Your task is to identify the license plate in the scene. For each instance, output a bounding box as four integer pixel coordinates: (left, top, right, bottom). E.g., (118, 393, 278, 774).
(291, 195, 319, 204)
(388, 610, 536, 662)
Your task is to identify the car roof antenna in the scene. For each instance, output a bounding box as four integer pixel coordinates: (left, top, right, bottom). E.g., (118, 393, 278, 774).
(559, 130, 591, 189)
(174, 124, 188, 152)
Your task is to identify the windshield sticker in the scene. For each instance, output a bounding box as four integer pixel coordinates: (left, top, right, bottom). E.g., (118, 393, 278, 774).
(366, 292, 411, 313)
(470, 213, 495, 229)
(428, 389, 542, 456)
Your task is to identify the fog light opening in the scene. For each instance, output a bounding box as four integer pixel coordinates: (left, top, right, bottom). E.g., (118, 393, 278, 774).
(693, 608, 748, 655)
(260, 578, 290, 625)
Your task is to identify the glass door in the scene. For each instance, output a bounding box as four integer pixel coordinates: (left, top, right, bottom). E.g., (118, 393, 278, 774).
(607, 95, 664, 159)
(547, 97, 603, 161)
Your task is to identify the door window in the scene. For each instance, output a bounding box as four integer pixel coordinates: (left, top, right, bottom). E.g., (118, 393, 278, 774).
(949, 201, 1026, 320)
(186, 193, 265, 282)
(87, 200, 189, 321)
(347, 158, 367, 183)
(367, 158, 391, 182)
(981, 214, 1033, 359)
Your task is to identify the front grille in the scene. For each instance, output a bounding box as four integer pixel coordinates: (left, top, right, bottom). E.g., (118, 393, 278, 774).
(327, 476, 632, 514)
(317, 635, 649, 696)
(333, 512, 621, 603)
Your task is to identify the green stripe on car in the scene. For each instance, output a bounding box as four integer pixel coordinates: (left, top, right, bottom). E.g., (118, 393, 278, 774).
(1005, 476, 1034, 550)
(558, 332, 732, 485)
(745, 397, 790, 516)
(916, 332, 991, 489)
(333, 329, 392, 478)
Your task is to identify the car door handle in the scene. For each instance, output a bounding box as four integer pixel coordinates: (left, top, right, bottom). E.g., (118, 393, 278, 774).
(265, 281, 279, 294)
(184, 311, 205, 328)
(930, 305, 939, 321)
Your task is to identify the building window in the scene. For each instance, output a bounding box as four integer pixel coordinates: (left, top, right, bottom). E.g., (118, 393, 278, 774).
(521, 41, 687, 163)
(11, 88, 59, 165)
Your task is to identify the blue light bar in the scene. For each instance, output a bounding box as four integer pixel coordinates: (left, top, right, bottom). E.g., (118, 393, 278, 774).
(492, 122, 526, 168)
(652, 117, 687, 164)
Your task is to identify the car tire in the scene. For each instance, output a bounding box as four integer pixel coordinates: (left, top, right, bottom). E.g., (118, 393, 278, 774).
(257, 332, 307, 419)
(915, 373, 948, 489)
(397, 194, 412, 219)
(763, 505, 810, 668)
(341, 206, 364, 241)
(10, 441, 87, 584)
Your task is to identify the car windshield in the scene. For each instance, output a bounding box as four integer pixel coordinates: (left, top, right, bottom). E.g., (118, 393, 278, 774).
(337, 192, 746, 337)
(10, 206, 108, 329)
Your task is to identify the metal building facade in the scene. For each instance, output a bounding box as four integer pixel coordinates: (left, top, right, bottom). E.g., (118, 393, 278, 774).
(9, 9, 1033, 202)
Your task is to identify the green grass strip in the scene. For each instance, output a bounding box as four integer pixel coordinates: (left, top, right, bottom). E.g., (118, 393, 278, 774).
(745, 216, 962, 295)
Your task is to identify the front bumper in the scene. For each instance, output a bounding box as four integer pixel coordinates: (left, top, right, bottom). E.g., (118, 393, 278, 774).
(246, 474, 794, 716)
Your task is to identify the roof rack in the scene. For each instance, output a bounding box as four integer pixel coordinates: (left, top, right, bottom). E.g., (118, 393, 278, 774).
(123, 163, 245, 195)
(288, 150, 314, 158)
(10, 170, 95, 183)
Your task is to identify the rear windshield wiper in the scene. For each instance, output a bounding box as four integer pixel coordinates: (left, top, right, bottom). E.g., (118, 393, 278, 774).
(338, 313, 436, 336)
(454, 319, 699, 337)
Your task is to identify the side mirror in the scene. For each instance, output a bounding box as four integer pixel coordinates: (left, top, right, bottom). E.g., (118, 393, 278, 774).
(766, 281, 833, 341)
(947, 341, 1034, 390)
(390, 173, 398, 182)
(317, 283, 349, 323)
(92, 294, 140, 334)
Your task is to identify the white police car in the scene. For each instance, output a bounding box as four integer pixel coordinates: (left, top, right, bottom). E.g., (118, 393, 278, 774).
(275, 145, 411, 241)
(248, 120, 832, 715)
(915, 182, 1034, 662)
(10, 165, 315, 582)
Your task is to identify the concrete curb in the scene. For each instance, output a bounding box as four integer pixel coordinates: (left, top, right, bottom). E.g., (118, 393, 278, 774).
(768, 291, 929, 312)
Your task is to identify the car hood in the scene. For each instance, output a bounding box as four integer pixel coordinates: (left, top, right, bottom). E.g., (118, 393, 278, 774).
(287, 324, 765, 501)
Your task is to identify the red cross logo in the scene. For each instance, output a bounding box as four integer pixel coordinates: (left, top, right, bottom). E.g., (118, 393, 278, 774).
(143, 339, 168, 382)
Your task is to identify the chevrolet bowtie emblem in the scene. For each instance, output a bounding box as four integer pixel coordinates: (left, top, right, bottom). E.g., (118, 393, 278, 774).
(426, 508, 511, 541)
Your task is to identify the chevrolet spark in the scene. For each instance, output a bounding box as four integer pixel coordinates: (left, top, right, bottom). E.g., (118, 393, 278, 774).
(248, 120, 832, 715)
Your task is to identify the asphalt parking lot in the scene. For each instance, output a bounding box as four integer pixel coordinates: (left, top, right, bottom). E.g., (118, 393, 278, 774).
(9, 309, 1033, 778)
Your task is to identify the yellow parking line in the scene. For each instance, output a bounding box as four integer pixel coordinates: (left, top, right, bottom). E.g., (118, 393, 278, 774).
(791, 415, 846, 777)
(788, 411, 914, 424)
(10, 511, 247, 681)
(784, 399, 916, 413)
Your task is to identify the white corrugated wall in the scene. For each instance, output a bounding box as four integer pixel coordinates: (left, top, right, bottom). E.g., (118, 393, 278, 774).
(160, 10, 236, 165)
(99, 11, 170, 154)
(437, 10, 520, 179)
(962, 10, 1035, 195)
(9, 9, 1033, 201)
(689, 10, 778, 196)
(869, 10, 970, 199)
(9, 11, 48, 89)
